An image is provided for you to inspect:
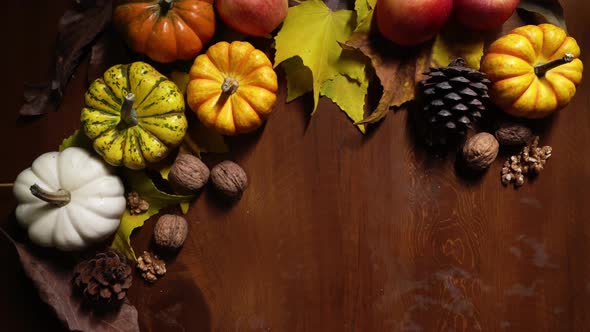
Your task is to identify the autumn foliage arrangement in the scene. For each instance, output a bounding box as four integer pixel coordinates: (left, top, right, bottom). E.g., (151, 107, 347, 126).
(3, 0, 583, 331)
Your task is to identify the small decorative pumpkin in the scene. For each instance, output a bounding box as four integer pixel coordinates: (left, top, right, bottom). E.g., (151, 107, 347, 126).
(187, 41, 278, 135)
(13, 147, 126, 251)
(114, 0, 215, 63)
(481, 24, 583, 118)
(82, 62, 187, 170)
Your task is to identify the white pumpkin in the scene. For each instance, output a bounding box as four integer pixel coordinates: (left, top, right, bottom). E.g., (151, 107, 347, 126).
(13, 147, 126, 251)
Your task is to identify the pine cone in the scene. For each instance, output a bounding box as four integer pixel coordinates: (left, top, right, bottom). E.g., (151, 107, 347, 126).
(72, 249, 132, 306)
(418, 58, 491, 145)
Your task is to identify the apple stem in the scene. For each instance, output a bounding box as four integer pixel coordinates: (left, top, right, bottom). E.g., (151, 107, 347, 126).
(221, 77, 239, 95)
(535, 53, 575, 77)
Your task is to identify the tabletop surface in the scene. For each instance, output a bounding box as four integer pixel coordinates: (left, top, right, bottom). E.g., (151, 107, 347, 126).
(1, 1, 589, 331)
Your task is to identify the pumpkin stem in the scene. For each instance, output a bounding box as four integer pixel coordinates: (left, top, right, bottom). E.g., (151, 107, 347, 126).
(221, 77, 239, 95)
(120, 93, 138, 127)
(30, 184, 70, 207)
(160, 0, 174, 13)
(535, 53, 575, 77)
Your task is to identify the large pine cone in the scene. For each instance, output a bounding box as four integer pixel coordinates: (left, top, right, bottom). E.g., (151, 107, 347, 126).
(418, 58, 491, 145)
(72, 249, 132, 305)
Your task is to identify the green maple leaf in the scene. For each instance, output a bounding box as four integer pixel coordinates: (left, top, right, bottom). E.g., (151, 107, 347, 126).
(274, 0, 358, 113)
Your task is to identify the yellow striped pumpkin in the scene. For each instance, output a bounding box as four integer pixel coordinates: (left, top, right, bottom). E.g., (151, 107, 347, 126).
(81, 62, 187, 170)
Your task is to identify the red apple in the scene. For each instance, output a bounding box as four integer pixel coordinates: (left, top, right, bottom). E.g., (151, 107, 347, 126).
(453, 0, 519, 30)
(216, 0, 288, 37)
(376, 0, 453, 46)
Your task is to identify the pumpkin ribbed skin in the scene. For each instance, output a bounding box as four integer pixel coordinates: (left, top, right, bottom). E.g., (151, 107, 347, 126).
(187, 41, 278, 135)
(481, 24, 583, 118)
(14, 148, 126, 251)
(114, 0, 215, 63)
(81, 62, 187, 170)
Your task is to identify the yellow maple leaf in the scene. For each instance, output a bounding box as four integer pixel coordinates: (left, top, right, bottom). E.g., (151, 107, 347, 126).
(281, 57, 313, 102)
(354, 0, 377, 32)
(274, 0, 358, 113)
(430, 23, 485, 70)
(111, 170, 193, 261)
(320, 74, 368, 133)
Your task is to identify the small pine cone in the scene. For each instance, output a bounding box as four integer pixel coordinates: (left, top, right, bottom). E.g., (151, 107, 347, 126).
(72, 249, 132, 306)
(418, 57, 491, 145)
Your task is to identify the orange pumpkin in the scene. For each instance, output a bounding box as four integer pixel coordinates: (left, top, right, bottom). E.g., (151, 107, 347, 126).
(481, 24, 583, 118)
(187, 41, 278, 135)
(113, 0, 215, 63)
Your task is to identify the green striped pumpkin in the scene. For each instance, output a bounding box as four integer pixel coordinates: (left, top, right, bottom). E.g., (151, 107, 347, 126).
(81, 62, 187, 170)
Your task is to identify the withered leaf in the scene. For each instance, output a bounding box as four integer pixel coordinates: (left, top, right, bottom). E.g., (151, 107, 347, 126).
(88, 28, 130, 85)
(0, 228, 139, 332)
(344, 32, 430, 124)
(87, 33, 110, 85)
(19, 0, 113, 116)
(517, 0, 566, 30)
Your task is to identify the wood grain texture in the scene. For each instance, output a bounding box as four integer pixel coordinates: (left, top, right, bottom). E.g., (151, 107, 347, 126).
(1, 1, 589, 331)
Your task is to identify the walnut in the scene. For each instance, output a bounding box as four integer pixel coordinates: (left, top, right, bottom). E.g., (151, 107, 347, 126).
(153, 214, 188, 250)
(169, 154, 210, 194)
(210, 161, 248, 199)
(462, 133, 499, 171)
(501, 136, 552, 188)
(495, 123, 533, 146)
(137, 251, 166, 283)
(127, 192, 149, 215)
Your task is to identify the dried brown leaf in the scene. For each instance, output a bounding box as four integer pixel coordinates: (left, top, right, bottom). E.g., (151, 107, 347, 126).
(0, 228, 139, 332)
(344, 32, 430, 124)
(517, 0, 566, 30)
(87, 33, 110, 85)
(19, 0, 113, 116)
(88, 28, 130, 85)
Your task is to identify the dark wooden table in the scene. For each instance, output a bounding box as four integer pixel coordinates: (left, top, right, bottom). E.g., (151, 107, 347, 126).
(1, 1, 589, 331)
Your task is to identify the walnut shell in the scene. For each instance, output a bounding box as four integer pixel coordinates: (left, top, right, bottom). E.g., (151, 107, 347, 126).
(153, 215, 188, 250)
(462, 133, 499, 171)
(210, 161, 248, 199)
(169, 154, 210, 193)
(495, 123, 533, 146)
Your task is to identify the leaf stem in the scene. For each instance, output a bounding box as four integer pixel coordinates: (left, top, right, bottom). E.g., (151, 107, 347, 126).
(535, 53, 575, 77)
(30, 184, 71, 207)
